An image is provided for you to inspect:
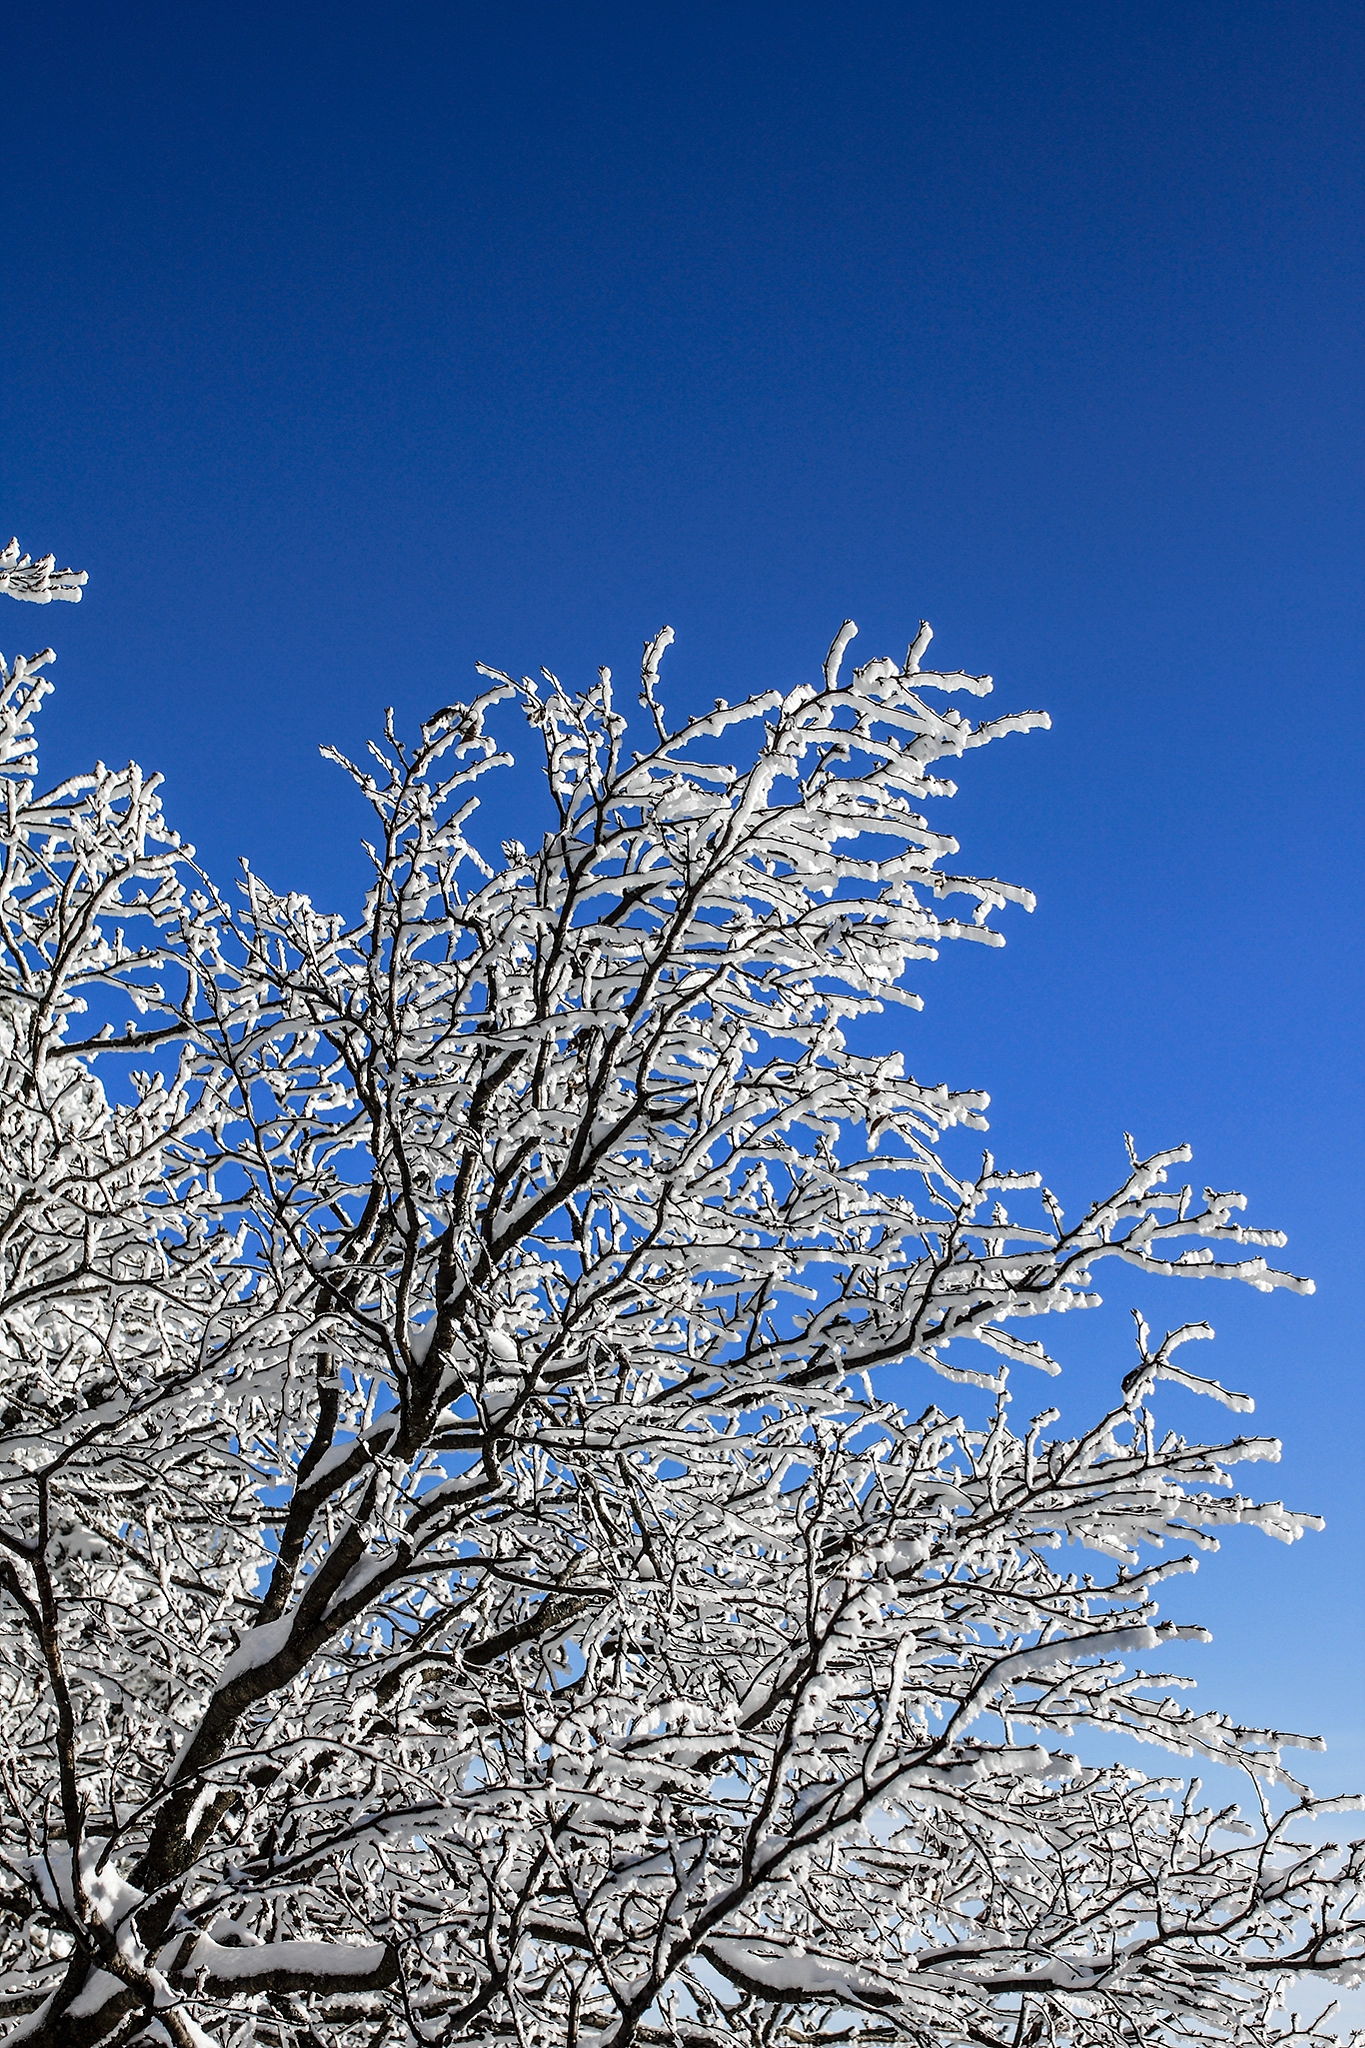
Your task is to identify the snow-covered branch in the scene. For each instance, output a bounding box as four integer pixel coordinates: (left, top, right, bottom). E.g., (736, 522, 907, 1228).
(0, 537, 86, 605)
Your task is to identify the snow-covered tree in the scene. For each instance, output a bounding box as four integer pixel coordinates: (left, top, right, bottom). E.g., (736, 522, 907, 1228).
(0, 545, 1360, 2048)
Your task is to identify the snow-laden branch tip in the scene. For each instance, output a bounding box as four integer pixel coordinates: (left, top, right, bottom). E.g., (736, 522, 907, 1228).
(0, 536, 87, 603)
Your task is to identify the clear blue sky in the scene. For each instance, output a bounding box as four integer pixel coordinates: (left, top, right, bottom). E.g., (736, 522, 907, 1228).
(4, 2, 1361, 1778)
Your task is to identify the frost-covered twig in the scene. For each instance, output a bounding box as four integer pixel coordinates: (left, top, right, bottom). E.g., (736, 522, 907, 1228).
(0, 537, 86, 604)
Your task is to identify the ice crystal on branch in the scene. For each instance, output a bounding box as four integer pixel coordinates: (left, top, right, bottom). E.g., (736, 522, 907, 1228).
(0, 556, 1359, 2047)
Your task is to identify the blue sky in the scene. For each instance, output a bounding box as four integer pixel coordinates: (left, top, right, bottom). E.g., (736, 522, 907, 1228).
(3, 2, 1361, 1777)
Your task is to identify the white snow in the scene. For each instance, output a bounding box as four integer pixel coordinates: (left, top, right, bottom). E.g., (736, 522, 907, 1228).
(184, 1935, 390, 1983)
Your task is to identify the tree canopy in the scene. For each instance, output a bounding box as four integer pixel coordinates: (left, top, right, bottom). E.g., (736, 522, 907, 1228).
(0, 547, 1360, 2047)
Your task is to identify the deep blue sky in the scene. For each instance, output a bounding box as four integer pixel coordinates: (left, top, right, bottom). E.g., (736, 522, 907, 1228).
(4, 2, 1361, 1778)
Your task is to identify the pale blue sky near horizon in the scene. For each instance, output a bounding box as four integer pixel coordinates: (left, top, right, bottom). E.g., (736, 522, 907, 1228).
(3, 1, 1361, 1780)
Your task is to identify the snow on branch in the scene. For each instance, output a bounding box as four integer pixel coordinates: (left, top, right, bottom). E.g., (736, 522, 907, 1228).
(0, 537, 86, 604)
